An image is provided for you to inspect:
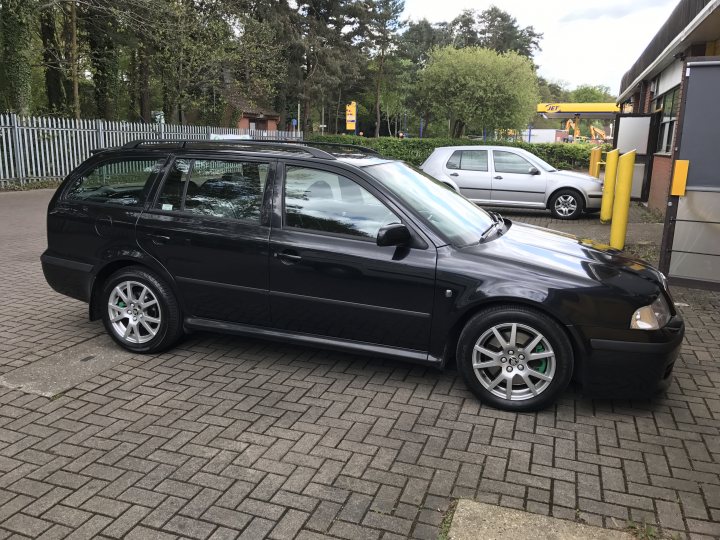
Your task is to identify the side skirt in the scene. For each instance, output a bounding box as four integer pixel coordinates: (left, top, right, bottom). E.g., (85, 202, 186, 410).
(184, 317, 443, 367)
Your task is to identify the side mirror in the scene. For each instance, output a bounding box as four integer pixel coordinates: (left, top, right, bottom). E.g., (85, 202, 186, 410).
(529, 166, 540, 175)
(377, 223, 411, 247)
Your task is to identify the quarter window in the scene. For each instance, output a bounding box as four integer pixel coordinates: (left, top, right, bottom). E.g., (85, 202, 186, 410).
(66, 158, 165, 206)
(446, 150, 488, 172)
(493, 151, 534, 174)
(284, 166, 398, 240)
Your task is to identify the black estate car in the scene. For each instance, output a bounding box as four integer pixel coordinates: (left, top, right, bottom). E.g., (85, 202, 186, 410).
(42, 140, 684, 411)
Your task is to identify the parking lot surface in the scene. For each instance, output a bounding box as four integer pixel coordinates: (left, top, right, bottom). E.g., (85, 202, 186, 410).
(1, 189, 718, 539)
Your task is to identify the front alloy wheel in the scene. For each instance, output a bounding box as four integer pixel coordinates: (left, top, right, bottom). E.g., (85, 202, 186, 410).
(457, 306, 573, 411)
(550, 189, 584, 220)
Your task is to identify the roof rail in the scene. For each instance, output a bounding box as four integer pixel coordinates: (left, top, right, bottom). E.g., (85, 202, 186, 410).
(119, 139, 337, 160)
(268, 140, 381, 156)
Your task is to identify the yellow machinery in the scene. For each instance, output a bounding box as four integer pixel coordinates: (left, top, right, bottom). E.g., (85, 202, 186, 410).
(590, 126, 608, 143)
(565, 118, 580, 140)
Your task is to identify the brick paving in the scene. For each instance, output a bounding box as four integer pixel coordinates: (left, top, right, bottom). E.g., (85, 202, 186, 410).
(1, 189, 718, 539)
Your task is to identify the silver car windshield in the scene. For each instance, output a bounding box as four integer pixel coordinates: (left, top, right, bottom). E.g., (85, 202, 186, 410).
(365, 161, 495, 247)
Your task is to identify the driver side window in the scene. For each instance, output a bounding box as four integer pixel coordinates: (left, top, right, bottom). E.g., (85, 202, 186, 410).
(493, 151, 534, 174)
(284, 166, 399, 240)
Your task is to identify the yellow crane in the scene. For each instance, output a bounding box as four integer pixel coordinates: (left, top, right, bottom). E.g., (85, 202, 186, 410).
(565, 117, 580, 141)
(590, 125, 608, 143)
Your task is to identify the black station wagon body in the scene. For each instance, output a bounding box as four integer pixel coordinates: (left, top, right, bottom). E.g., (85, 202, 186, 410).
(42, 140, 684, 411)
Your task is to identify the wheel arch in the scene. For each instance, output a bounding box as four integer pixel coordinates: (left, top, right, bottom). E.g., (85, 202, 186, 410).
(88, 257, 180, 321)
(443, 297, 585, 370)
(546, 186, 587, 209)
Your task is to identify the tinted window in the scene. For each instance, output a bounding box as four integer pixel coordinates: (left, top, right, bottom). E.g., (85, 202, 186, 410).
(446, 151, 461, 169)
(184, 160, 268, 221)
(284, 166, 398, 240)
(493, 151, 534, 174)
(66, 158, 165, 206)
(156, 159, 191, 211)
(446, 150, 488, 171)
(461, 150, 488, 171)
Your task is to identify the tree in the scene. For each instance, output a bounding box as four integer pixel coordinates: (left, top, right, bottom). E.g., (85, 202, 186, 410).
(448, 7, 542, 58)
(397, 19, 451, 66)
(477, 6, 542, 58)
(569, 84, 615, 102)
(418, 46, 538, 137)
(1, 0, 37, 114)
(365, 0, 404, 137)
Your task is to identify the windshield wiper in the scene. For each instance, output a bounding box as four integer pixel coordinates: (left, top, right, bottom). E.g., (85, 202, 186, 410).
(479, 211, 505, 243)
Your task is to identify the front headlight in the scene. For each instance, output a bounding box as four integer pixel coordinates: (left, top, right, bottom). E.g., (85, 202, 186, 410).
(630, 296, 671, 330)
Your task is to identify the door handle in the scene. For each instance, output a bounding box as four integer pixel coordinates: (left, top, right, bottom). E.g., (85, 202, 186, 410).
(494, 175, 503, 180)
(148, 233, 170, 244)
(449, 172, 459, 177)
(275, 251, 302, 263)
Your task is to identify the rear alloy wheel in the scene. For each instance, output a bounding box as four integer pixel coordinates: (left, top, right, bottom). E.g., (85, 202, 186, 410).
(102, 267, 183, 353)
(550, 189, 584, 220)
(457, 306, 573, 411)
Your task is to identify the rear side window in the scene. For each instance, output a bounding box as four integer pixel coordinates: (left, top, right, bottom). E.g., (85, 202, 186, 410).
(446, 150, 488, 172)
(155, 158, 269, 222)
(66, 158, 165, 206)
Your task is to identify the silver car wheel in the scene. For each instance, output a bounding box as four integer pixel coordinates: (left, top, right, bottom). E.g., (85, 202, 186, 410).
(554, 194, 577, 217)
(472, 322, 556, 401)
(107, 280, 162, 344)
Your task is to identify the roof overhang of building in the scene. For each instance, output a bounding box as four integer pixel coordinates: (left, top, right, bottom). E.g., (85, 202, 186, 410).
(618, 0, 720, 104)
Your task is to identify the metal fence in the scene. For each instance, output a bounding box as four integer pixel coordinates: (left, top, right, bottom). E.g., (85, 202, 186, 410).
(0, 113, 302, 187)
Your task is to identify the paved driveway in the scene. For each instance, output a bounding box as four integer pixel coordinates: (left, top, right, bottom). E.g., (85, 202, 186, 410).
(1, 190, 718, 539)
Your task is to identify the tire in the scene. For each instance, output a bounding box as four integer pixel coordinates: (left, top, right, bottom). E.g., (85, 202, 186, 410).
(456, 305, 573, 412)
(550, 189, 584, 220)
(101, 266, 183, 354)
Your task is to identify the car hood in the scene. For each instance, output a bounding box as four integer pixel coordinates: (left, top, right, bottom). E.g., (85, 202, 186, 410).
(467, 221, 663, 291)
(551, 169, 603, 184)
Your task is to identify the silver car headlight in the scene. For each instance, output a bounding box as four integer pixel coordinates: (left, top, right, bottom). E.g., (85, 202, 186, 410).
(630, 296, 671, 330)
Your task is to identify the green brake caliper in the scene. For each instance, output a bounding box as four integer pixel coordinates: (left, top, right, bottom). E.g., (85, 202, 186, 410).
(117, 300, 126, 309)
(534, 344, 547, 373)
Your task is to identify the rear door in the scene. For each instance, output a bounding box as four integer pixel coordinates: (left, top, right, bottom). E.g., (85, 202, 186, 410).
(47, 154, 167, 269)
(490, 150, 547, 206)
(445, 149, 491, 202)
(136, 155, 274, 325)
(267, 161, 437, 352)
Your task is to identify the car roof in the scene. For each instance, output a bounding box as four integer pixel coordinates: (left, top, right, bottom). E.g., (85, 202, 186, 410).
(92, 140, 392, 167)
(433, 145, 530, 152)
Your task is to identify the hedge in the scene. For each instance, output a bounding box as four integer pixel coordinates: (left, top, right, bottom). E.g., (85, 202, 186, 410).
(306, 134, 612, 171)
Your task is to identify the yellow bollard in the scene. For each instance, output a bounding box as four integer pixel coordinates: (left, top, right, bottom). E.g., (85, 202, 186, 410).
(599, 149, 619, 223)
(588, 147, 601, 177)
(609, 150, 636, 250)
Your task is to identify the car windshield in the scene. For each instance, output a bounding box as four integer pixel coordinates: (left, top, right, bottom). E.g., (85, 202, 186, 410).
(365, 161, 495, 247)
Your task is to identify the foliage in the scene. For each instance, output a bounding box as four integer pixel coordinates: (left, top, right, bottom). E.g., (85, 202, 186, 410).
(1, 0, 37, 114)
(307, 134, 610, 170)
(570, 84, 616, 103)
(418, 46, 539, 137)
(450, 7, 542, 58)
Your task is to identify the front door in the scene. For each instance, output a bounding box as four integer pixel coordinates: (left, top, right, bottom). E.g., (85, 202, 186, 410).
(445, 149, 492, 202)
(490, 150, 547, 206)
(268, 162, 437, 352)
(137, 156, 274, 325)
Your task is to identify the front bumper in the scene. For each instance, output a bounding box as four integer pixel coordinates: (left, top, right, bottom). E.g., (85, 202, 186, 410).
(574, 315, 684, 398)
(585, 192, 602, 209)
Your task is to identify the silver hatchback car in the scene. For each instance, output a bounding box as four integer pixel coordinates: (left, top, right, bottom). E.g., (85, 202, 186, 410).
(420, 145, 603, 220)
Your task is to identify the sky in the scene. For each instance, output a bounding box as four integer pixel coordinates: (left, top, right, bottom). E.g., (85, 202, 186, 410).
(403, 0, 680, 96)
